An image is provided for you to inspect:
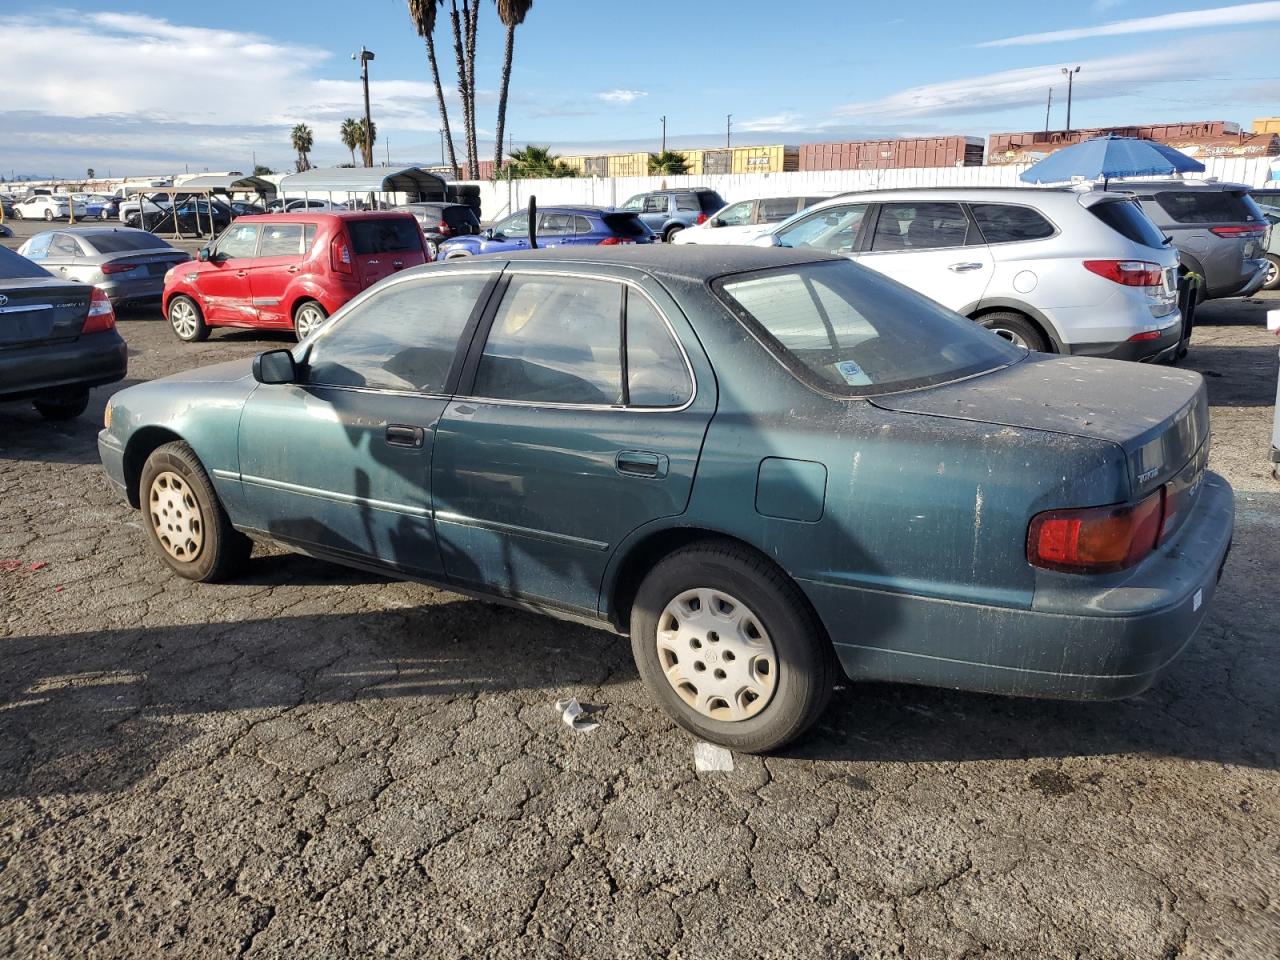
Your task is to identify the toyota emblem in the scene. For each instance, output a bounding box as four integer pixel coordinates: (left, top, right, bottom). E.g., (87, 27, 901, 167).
(0, 294, 8, 306)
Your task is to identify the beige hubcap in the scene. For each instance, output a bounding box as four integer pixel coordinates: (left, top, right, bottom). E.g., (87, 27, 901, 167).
(656, 588, 777, 722)
(149, 471, 204, 562)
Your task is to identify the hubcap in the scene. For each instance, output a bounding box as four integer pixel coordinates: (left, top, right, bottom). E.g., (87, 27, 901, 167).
(1267, 261, 1278, 286)
(655, 588, 777, 722)
(148, 471, 204, 562)
(170, 300, 198, 338)
(296, 306, 324, 338)
(989, 325, 1028, 348)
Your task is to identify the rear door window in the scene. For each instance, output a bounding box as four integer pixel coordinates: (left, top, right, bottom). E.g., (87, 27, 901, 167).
(970, 204, 1056, 243)
(871, 202, 970, 251)
(626, 292, 691, 407)
(347, 218, 423, 254)
(258, 223, 304, 257)
(1087, 199, 1167, 248)
(644, 195, 670, 214)
(538, 213, 575, 236)
(1153, 190, 1264, 224)
(573, 215, 595, 235)
(48, 233, 85, 258)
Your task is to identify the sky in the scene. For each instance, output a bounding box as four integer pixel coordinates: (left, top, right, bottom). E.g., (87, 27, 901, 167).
(5, 0, 1280, 179)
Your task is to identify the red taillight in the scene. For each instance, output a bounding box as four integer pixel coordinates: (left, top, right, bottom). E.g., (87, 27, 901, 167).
(597, 237, 635, 245)
(330, 236, 353, 275)
(1127, 330, 1162, 342)
(437, 220, 451, 237)
(1083, 260, 1163, 287)
(1208, 225, 1265, 238)
(100, 261, 138, 275)
(696, 213, 708, 224)
(1028, 490, 1164, 574)
(82, 287, 116, 334)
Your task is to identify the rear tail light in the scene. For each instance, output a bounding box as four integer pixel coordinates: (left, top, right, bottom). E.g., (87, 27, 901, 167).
(100, 261, 138, 275)
(1208, 225, 1265, 238)
(1028, 489, 1164, 574)
(1083, 260, 1163, 287)
(330, 236, 353, 275)
(597, 237, 635, 245)
(696, 213, 708, 224)
(81, 287, 116, 334)
(437, 220, 452, 237)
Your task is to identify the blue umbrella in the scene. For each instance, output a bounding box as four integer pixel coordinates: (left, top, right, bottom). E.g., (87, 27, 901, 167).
(1019, 135, 1205, 185)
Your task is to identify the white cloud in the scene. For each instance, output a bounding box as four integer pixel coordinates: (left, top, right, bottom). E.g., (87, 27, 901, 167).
(596, 89, 647, 104)
(834, 45, 1225, 121)
(980, 1, 1280, 47)
(738, 113, 804, 132)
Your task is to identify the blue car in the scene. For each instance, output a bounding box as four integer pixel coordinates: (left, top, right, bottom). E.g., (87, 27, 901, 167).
(437, 205, 652, 260)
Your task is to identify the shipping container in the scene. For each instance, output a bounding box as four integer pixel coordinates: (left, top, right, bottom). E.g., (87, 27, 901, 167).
(583, 156, 609, 177)
(799, 136, 983, 171)
(559, 155, 587, 174)
(606, 152, 651, 178)
(702, 149, 732, 175)
(990, 121, 1273, 165)
(1254, 117, 1280, 135)
(679, 149, 704, 176)
(730, 144, 800, 174)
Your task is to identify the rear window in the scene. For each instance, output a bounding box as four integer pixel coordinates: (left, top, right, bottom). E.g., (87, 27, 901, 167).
(1153, 190, 1263, 224)
(442, 206, 480, 231)
(347, 218, 424, 254)
(85, 231, 174, 253)
(0, 246, 51, 279)
(970, 204, 1055, 243)
(715, 259, 1023, 396)
(1088, 199, 1167, 248)
(697, 191, 726, 213)
(602, 212, 650, 238)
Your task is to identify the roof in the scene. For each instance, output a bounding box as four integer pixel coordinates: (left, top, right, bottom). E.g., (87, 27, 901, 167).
(233, 210, 420, 224)
(276, 166, 447, 197)
(173, 175, 277, 197)
(486, 244, 838, 283)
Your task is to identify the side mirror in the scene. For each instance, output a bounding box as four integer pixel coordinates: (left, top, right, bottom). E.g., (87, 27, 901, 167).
(707, 217, 721, 228)
(253, 349, 297, 384)
(197, 248, 211, 262)
(752, 234, 783, 248)
(482, 228, 495, 239)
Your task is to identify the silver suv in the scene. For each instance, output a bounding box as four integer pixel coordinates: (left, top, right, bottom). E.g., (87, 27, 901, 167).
(763, 186, 1184, 363)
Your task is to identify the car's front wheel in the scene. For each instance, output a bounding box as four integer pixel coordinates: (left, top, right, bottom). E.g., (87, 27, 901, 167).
(663, 225, 684, 243)
(168, 295, 209, 342)
(139, 441, 251, 582)
(12, 209, 22, 220)
(33, 390, 89, 421)
(630, 541, 834, 753)
(44, 209, 54, 221)
(293, 301, 328, 340)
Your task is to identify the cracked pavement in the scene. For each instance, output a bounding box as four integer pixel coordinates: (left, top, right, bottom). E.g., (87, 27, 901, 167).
(0, 293, 1277, 959)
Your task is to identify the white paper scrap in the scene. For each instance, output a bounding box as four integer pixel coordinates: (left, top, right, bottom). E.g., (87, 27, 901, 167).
(694, 741, 734, 773)
(553, 697, 599, 732)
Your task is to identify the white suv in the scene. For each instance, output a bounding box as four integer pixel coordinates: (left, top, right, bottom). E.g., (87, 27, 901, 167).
(761, 187, 1183, 362)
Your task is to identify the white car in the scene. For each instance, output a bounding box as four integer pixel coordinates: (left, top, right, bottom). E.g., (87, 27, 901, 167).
(12, 195, 87, 221)
(760, 187, 1184, 362)
(672, 195, 829, 246)
(280, 199, 348, 213)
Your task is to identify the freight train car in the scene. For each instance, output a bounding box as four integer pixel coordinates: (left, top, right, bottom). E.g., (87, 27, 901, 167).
(799, 136, 983, 170)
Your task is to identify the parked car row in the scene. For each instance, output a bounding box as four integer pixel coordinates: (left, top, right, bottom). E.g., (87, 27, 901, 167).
(16, 226, 190, 307)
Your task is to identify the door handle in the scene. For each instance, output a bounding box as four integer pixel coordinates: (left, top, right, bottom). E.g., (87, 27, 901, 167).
(392, 259, 404, 269)
(616, 450, 668, 478)
(287, 265, 300, 273)
(235, 270, 248, 278)
(948, 262, 984, 272)
(385, 424, 424, 448)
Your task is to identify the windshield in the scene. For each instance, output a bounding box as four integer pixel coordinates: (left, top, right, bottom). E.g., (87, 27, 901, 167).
(715, 259, 1024, 396)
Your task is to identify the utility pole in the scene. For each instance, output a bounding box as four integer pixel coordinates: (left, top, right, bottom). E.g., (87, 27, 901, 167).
(352, 46, 376, 167)
(660, 115, 667, 154)
(385, 137, 390, 167)
(1061, 66, 1081, 134)
(1044, 88, 1053, 132)
(726, 114, 732, 149)
(439, 128, 445, 165)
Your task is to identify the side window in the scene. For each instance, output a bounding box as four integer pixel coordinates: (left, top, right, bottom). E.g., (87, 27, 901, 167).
(573, 215, 595, 235)
(23, 234, 53, 260)
(776, 203, 869, 255)
(215, 223, 259, 259)
(626, 292, 691, 407)
(258, 223, 304, 257)
(716, 201, 754, 226)
(306, 273, 491, 393)
(497, 212, 528, 238)
(970, 204, 1055, 243)
(48, 233, 84, 257)
(643, 195, 669, 214)
(538, 213, 574, 236)
(619, 195, 644, 213)
(674, 194, 699, 212)
(303, 223, 317, 251)
(473, 276, 623, 405)
(871, 202, 970, 251)
(758, 198, 801, 223)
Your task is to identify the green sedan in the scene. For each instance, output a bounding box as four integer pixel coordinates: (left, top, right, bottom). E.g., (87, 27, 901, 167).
(98, 246, 1233, 751)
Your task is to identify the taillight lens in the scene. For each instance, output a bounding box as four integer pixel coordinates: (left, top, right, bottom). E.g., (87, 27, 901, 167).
(82, 287, 116, 334)
(438, 220, 451, 236)
(330, 237, 353, 275)
(1208, 225, 1265, 238)
(696, 213, 708, 224)
(1083, 260, 1163, 287)
(597, 237, 635, 245)
(100, 261, 138, 275)
(1027, 490, 1164, 574)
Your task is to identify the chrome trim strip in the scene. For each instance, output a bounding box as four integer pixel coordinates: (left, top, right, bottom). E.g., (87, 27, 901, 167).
(0, 303, 53, 314)
(238, 473, 431, 518)
(434, 510, 609, 551)
(251, 297, 281, 306)
(211, 468, 239, 481)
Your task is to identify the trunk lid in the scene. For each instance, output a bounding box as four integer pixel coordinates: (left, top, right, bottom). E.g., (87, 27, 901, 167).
(871, 354, 1208, 499)
(344, 216, 428, 287)
(102, 252, 190, 278)
(0, 278, 92, 350)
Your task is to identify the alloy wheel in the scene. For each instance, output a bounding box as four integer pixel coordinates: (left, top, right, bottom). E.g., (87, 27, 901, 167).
(655, 588, 778, 721)
(988, 325, 1029, 348)
(1267, 260, 1278, 288)
(170, 299, 198, 339)
(295, 304, 326, 339)
(148, 471, 204, 562)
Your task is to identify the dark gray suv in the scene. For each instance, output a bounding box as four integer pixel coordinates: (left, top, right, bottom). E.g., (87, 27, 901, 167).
(616, 189, 726, 242)
(1101, 181, 1268, 302)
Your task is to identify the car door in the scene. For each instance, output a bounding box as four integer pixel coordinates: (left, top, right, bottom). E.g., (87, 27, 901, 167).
(235, 267, 499, 575)
(194, 222, 260, 324)
(486, 211, 530, 253)
(246, 221, 306, 326)
(431, 267, 714, 613)
(704, 200, 757, 244)
(856, 201, 993, 312)
(31, 232, 80, 278)
(535, 212, 576, 248)
(639, 195, 670, 233)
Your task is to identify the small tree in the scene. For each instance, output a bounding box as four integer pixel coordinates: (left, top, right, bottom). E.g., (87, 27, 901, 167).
(340, 118, 362, 166)
(357, 118, 378, 167)
(86, 167, 95, 179)
(253, 164, 275, 176)
(648, 151, 688, 175)
(290, 123, 314, 172)
(506, 144, 575, 178)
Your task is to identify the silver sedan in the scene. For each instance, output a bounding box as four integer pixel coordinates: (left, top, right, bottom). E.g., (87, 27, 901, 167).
(16, 226, 190, 305)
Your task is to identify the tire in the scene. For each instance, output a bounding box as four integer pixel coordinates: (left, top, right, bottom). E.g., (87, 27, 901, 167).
(663, 225, 684, 243)
(139, 441, 251, 582)
(978, 311, 1048, 352)
(33, 390, 89, 421)
(630, 540, 834, 753)
(1263, 255, 1280, 292)
(293, 300, 328, 340)
(44, 209, 54, 221)
(168, 295, 209, 342)
(13, 209, 22, 220)
(444, 250, 471, 260)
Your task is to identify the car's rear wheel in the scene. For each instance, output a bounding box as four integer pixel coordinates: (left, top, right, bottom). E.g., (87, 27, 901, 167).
(1263, 255, 1280, 292)
(663, 225, 684, 243)
(978, 311, 1047, 352)
(12, 209, 22, 220)
(139, 441, 251, 582)
(168, 295, 209, 342)
(43, 210, 54, 221)
(33, 390, 89, 421)
(293, 301, 328, 340)
(630, 541, 834, 753)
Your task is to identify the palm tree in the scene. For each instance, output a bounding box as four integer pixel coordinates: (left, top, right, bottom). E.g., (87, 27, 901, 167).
(449, 0, 480, 178)
(290, 123, 314, 172)
(340, 118, 362, 166)
(648, 150, 688, 175)
(407, 0, 459, 176)
(357, 118, 378, 163)
(493, 0, 532, 174)
(506, 144, 574, 179)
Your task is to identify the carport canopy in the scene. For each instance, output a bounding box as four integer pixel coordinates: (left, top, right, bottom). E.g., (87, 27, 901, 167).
(276, 166, 448, 204)
(177, 174, 277, 198)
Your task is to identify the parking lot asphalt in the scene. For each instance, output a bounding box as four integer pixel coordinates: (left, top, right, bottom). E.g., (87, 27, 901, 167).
(1, 244, 1278, 957)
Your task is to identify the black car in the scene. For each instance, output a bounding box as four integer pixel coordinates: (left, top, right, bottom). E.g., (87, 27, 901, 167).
(126, 199, 233, 236)
(394, 202, 481, 257)
(0, 245, 127, 420)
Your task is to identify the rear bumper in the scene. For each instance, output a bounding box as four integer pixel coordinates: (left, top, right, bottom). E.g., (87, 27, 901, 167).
(804, 472, 1234, 701)
(0, 330, 128, 402)
(101, 275, 166, 303)
(1067, 312, 1182, 363)
(1208, 260, 1267, 299)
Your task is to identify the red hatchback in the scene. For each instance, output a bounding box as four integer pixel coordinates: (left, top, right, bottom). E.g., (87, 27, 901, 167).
(162, 212, 428, 341)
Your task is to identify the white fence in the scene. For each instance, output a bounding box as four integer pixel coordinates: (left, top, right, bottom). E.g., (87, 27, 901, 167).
(463, 156, 1280, 221)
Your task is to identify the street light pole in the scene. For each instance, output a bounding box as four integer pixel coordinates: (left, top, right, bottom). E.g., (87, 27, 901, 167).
(660, 115, 666, 154)
(352, 46, 376, 167)
(1044, 88, 1053, 133)
(1061, 66, 1081, 134)
(726, 114, 732, 149)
